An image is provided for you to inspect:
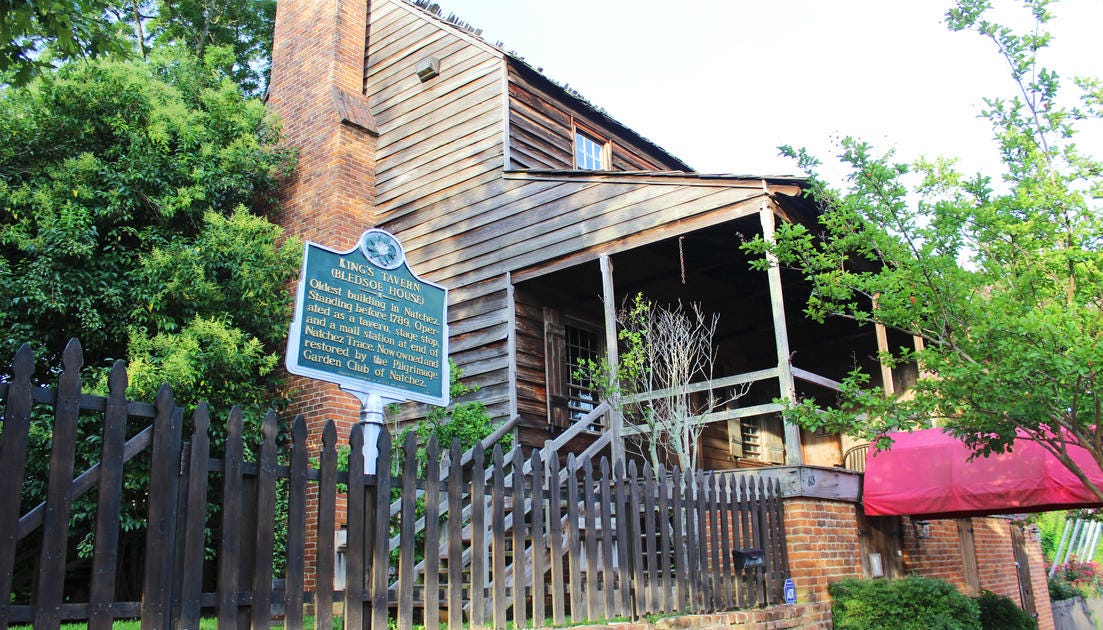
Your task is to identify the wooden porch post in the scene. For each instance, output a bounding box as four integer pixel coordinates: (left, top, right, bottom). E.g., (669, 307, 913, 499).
(758, 193, 803, 465)
(600, 254, 624, 464)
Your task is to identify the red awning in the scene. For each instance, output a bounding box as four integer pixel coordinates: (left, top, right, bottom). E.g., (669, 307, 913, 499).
(862, 428, 1103, 518)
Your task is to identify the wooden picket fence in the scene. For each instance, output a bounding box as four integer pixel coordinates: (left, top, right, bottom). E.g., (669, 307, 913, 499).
(0, 340, 789, 629)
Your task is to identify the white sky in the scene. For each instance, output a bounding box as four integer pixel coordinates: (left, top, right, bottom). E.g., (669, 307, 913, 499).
(432, 0, 1103, 179)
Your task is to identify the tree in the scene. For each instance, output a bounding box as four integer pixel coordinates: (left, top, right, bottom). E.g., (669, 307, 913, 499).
(1, 0, 276, 94)
(743, 0, 1103, 498)
(0, 0, 130, 86)
(580, 294, 743, 472)
(0, 46, 300, 596)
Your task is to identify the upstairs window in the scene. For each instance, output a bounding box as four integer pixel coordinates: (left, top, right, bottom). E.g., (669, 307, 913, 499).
(574, 128, 608, 170)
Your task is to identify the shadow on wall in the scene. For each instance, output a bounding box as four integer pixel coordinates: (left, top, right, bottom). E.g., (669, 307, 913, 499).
(1052, 596, 1103, 630)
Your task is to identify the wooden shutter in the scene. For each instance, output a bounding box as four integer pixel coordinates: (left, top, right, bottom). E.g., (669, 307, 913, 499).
(543, 307, 569, 427)
(763, 414, 786, 464)
(727, 419, 744, 459)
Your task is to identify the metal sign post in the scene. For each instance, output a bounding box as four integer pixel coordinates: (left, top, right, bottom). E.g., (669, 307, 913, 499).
(286, 228, 449, 470)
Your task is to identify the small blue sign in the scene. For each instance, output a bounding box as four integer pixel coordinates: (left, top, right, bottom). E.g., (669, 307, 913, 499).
(783, 578, 797, 604)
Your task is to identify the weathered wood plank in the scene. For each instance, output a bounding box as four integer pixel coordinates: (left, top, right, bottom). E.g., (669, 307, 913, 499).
(511, 447, 528, 628)
(371, 430, 393, 630)
(283, 416, 308, 629)
(217, 407, 245, 628)
(315, 421, 338, 630)
(88, 361, 128, 630)
(671, 466, 687, 613)
(582, 459, 601, 620)
(628, 462, 644, 617)
(35, 340, 83, 630)
(546, 444, 565, 626)
(530, 449, 546, 625)
(642, 463, 658, 615)
(141, 385, 182, 630)
(446, 440, 464, 630)
(565, 454, 583, 623)
(423, 438, 442, 630)
(345, 425, 366, 630)
(470, 443, 487, 627)
(179, 404, 211, 629)
(398, 431, 419, 630)
(0, 344, 35, 628)
(599, 459, 616, 617)
(613, 459, 632, 617)
(657, 466, 672, 614)
(491, 446, 508, 629)
(682, 467, 699, 613)
(250, 411, 279, 630)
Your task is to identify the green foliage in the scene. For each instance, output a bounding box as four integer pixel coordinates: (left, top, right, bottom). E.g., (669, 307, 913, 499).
(0, 0, 131, 85)
(743, 0, 1103, 496)
(0, 45, 298, 599)
(829, 576, 981, 630)
(1049, 558, 1103, 600)
(975, 590, 1037, 630)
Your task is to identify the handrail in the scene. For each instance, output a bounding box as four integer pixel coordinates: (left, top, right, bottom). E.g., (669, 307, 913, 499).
(621, 367, 779, 404)
(791, 366, 843, 392)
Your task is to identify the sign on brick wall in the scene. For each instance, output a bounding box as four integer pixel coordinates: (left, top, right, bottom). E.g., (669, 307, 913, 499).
(286, 228, 449, 406)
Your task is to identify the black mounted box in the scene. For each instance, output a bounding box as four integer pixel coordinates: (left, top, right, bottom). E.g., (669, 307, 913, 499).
(732, 548, 765, 569)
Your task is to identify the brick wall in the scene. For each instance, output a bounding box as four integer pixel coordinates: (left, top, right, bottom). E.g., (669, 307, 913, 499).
(783, 499, 864, 603)
(268, 0, 379, 590)
(901, 517, 970, 592)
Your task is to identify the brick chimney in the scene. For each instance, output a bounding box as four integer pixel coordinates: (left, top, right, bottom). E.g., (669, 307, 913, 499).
(268, 0, 380, 590)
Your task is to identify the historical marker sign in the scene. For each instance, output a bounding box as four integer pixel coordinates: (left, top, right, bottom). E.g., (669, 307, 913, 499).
(286, 228, 449, 406)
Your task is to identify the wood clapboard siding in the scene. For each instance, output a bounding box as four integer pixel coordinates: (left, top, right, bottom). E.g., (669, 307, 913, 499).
(507, 63, 679, 172)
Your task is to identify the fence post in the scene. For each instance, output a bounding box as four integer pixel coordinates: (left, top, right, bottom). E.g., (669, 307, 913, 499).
(0, 344, 34, 630)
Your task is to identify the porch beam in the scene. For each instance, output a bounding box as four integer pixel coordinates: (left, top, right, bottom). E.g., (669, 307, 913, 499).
(759, 193, 803, 465)
(599, 254, 624, 464)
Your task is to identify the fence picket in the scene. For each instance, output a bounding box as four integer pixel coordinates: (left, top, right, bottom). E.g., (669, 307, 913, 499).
(217, 407, 245, 628)
(529, 449, 546, 626)
(771, 479, 790, 600)
(0, 344, 34, 630)
(470, 443, 487, 627)
(708, 474, 722, 611)
(179, 404, 212, 629)
(642, 463, 658, 615)
(627, 461, 644, 619)
(718, 474, 734, 610)
(565, 454, 583, 623)
(141, 385, 182, 630)
(546, 445, 565, 626)
(681, 466, 698, 613)
(491, 445, 508, 630)
(398, 431, 419, 630)
(446, 439, 463, 630)
(656, 465, 671, 614)
(598, 458, 615, 617)
(285, 415, 309, 629)
(345, 424, 366, 630)
(511, 446, 528, 629)
(250, 411, 279, 630)
(582, 458, 601, 620)
(35, 339, 83, 630)
(88, 361, 128, 630)
(613, 459, 632, 617)
(370, 429, 393, 630)
(696, 472, 711, 610)
(315, 421, 338, 630)
(423, 437, 442, 630)
(670, 465, 686, 613)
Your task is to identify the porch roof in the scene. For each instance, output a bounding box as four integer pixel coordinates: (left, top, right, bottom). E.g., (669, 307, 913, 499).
(863, 428, 1103, 518)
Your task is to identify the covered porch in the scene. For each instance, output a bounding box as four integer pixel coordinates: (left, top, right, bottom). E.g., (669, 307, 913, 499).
(508, 193, 911, 470)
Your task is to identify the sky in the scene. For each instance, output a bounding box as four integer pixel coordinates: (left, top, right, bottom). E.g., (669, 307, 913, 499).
(430, 0, 1103, 180)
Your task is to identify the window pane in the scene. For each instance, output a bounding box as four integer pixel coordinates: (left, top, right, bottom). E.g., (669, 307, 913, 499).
(574, 130, 605, 170)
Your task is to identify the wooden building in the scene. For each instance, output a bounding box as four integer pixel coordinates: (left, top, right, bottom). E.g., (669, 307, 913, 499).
(269, 0, 906, 471)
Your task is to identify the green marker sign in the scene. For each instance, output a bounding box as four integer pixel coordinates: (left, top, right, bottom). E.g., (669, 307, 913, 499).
(286, 229, 449, 406)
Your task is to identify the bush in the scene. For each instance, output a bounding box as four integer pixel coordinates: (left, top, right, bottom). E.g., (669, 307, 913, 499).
(830, 576, 981, 630)
(1049, 558, 1103, 600)
(975, 590, 1036, 630)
